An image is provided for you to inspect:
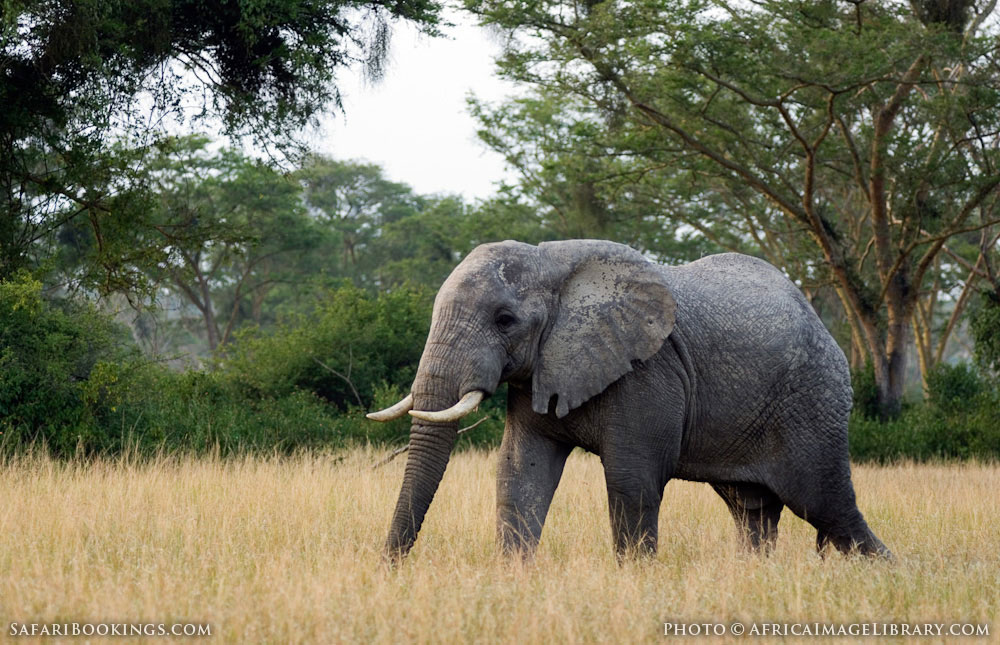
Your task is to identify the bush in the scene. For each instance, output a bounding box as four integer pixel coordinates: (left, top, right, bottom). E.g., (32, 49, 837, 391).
(850, 360, 880, 420)
(82, 362, 343, 455)
(2, 279, 504, 458)
(221, 284, 435, 410)
(925, 363, 984, 413)
(969, 289, 1000, 374)
(218, 284, 507, 449)
(850, 363, 1000, 462)
(0, 273, 132, 455)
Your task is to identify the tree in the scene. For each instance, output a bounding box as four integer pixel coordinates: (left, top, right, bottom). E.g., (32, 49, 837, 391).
(470, 91, 739, 262)
(0, 272, 131, 453)
(296, 156, 424, 284)
(1, 0, 442, 290)
(295, 156, 558, 291)
(146, 138, 329, 351)
(54, 136, 329, 356)
(468, 0, 1000, 416)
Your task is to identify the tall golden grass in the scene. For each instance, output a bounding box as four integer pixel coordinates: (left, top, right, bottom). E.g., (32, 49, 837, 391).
(0, 449, 996, 643)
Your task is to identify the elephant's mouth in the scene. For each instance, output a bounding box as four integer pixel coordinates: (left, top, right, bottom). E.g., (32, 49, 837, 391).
(367, 390, 485, 423)
(500, 357, 517, 381)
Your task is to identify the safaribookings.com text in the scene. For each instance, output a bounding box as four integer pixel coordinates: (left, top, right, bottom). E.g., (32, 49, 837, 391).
(9, 622, 211, 638)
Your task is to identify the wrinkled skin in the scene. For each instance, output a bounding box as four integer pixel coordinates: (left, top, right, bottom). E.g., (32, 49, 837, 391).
(380, 240, 891, 562)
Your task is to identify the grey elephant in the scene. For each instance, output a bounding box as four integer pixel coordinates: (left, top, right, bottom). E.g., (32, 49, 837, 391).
(368, 239, 890, 561)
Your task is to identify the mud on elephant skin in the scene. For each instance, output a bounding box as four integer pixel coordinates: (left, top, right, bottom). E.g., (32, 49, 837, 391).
(368, 239, 891, 562)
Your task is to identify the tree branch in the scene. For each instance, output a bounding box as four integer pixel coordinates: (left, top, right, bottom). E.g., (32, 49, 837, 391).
(836, 114, 871, 201)
(912, 177, 1000, 289)
(870, 54, 927, 283)
(313, 356, 363, 407)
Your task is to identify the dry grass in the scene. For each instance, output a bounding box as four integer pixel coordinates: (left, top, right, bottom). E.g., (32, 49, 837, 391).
(0, 449, 997, 643)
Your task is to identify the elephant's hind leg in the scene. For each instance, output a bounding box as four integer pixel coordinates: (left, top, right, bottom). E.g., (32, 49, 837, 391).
(813, 508, 892, 559)
(771, 390, 892, 559)
(773, 461, 892, 559)
(713, 483, 783, 554)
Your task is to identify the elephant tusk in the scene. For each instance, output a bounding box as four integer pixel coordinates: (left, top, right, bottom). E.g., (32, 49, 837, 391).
(409, 390, 484, 423)
(366, 394, 414, 421)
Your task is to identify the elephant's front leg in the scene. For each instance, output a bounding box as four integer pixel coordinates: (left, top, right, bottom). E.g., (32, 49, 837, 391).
(603, 462, 664, 559)
(496, 426, 572, 558)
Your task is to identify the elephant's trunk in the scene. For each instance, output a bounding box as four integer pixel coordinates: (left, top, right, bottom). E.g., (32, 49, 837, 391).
(384, 419, 457, 560)
(383, 345, 463, 561)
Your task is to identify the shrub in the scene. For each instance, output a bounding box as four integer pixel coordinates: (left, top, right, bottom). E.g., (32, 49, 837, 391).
(850, 361, 880, 420)
(2, 280, 504, 458)
(969, 289, 1000, 374)
(0, 273, 131, 455)
(78, 359, 346, 455)
(218, 284, 507, 450)
(925, 363, 984, 413)
(221, 284, 434, 410)
(850, 363, 1000, 462)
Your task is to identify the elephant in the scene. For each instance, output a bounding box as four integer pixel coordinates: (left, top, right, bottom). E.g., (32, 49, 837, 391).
(368, 239, 891, 562)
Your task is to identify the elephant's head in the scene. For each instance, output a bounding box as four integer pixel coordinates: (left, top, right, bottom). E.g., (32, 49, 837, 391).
(369, 239, 676, 560)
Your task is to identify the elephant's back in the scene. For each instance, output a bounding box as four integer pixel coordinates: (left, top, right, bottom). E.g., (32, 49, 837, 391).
(663, 253, 830, 352)
(663, 253, 851, 415)
(665, 253, 808, 315)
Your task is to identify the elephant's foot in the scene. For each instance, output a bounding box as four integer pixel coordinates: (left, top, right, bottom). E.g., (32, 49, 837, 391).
(713, 483, 783, 554)
(816, 527, 894, 560)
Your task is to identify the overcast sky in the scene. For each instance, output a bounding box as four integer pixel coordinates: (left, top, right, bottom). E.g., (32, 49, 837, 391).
(310, 11, 518, 201)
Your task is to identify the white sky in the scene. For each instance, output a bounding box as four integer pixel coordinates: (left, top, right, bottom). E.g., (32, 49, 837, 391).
(311, 11, 518, 201)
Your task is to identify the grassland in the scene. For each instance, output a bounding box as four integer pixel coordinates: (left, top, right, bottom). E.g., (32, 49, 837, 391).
(0, 449, 996, 643)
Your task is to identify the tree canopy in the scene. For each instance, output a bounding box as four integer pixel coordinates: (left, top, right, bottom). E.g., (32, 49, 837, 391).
(1, 0, 443, 289)
(468, 0, 1000, 416)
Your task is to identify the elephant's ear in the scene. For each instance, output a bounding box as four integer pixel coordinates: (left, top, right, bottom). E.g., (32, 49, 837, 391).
(532, 241, 676, 418)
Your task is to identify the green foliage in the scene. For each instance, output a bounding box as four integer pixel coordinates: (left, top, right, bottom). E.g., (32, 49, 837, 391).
(850, 361, 881, 420)
(295, 157, 558, 294)
(80, 362, 342, 455)
(86, 284, 446, 455)
(924, 362, 984, 412)
(139, 136, 325, 349)
(296, 155, 425, 284)
(850, 363, 1000, 462)
(468, 90, 726, 263)
(969, 289, 1000, 374)
(2, 280, 458, 457)
(2, 0, 442, 288)
(0, 273, 131, 455)
(222, 285, 434, 408)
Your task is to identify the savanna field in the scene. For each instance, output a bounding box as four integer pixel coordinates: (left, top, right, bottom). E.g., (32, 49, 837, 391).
(1, 449, 996, 644)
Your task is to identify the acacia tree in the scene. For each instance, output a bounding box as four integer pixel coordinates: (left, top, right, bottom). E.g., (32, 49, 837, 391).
(470, 91, 751, 261)
(84, 137, 324, 353)
(468, 0, 1000, 416)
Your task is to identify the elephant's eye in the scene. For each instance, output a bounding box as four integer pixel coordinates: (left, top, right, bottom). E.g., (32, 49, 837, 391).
(495, 311, 518, 330)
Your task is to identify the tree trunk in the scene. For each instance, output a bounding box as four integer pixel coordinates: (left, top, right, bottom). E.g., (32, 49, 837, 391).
(251, 285, 271, 325)
(197, 272, 221, 351)
(841, 280, 908, 419)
